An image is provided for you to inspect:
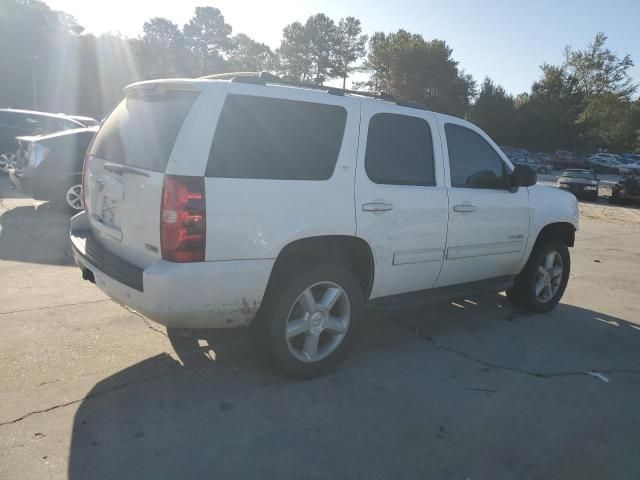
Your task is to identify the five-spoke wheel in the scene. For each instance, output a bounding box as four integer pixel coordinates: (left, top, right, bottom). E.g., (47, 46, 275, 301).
(507, 238, 570, 313)
(253, 264, 363, 379)
(534, 251, 563, 303)
(285, 281, 351, 363)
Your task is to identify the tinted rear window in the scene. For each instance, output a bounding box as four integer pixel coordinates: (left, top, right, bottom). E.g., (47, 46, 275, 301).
(365, 113, 435, 186)
(89, 91, 198, 172)
(206, 94, 347, 180)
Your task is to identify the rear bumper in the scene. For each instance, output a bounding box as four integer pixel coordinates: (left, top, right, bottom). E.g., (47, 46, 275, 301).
(70, 212, 274, 328)
(557, 183, 598, 197)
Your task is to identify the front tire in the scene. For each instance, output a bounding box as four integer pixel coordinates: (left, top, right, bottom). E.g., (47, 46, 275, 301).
(254, 264, 364, 379)
(507, 238, 570, 313)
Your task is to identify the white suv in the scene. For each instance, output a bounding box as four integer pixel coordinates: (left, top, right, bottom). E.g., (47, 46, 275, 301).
(71, 73, 579, 378)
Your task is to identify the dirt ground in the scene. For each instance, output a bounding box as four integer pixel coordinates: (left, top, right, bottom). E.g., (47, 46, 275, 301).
(1, 176, 639, 480)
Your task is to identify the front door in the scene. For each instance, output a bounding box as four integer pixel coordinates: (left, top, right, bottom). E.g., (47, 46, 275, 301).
(436, 118, 531, 287)
(355, 103, 449, 299)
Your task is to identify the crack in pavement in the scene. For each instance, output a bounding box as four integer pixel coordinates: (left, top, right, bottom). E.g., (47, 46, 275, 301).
(402, 321, 640, 380)
(122, 306, 168, 337)
(0, 368, 178, 427)
(0, 299, 110, 315)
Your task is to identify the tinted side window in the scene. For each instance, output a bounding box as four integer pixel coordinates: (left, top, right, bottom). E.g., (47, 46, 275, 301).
(206, 95, 346, 180)
(445, 124, 506, 189)
(365, 113, 435, 186)
(16, 115, 44, 132)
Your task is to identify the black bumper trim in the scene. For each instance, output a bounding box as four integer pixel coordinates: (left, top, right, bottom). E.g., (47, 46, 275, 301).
(71, 229, 144, 292)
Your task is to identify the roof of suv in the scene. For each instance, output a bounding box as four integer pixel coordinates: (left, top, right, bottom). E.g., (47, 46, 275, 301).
(123, 71, 433, 114)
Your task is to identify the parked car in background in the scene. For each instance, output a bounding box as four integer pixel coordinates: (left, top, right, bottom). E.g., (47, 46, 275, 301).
(588, 153, 637, 174)
(67, 115, 100, 127)
(511, 156, 550, 174)
(0, 109, 95, 173)
(551, 150, 588, 170)
(610, 175, 640, 205)
(500, 146, 529, 159)
(70, 73, 578, 378)
(10, 126, 97, 211)
(556, 169, 599, 201)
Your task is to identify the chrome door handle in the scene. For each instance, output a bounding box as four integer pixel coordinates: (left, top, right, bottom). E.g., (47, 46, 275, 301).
(362, 202, 393, 212)
(453, 203, 477, 213)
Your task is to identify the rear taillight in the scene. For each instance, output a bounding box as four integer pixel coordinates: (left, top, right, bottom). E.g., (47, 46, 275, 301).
(160, 175, 206, 262)
(29, 143, 49, 168)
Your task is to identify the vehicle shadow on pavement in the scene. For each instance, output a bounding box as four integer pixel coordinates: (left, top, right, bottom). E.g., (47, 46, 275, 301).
(0, 175, 29, 200)
(0, 203, 74, 266)
(67, 295, 640, 479)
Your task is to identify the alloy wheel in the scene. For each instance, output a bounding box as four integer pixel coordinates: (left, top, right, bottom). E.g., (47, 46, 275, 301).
(285, 281, 351, 363)
(535, 250, 563, 303)
(0, 152, 16, 172)
(65, 184, 84, 211)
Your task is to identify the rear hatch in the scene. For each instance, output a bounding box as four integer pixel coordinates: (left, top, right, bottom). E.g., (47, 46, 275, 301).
(84, 83, 200, 268)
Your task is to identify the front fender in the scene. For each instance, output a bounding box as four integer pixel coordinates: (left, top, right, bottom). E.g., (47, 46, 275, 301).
(516, 185, 578, 271)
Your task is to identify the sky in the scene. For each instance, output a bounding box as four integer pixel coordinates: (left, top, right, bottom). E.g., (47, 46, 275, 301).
(46, 0, 640, 95)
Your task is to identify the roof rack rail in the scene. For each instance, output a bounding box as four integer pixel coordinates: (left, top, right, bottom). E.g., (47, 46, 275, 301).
(199, 71, 427, 110)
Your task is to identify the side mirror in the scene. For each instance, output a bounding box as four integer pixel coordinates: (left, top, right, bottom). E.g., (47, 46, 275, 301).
(512, 164, 537, 187)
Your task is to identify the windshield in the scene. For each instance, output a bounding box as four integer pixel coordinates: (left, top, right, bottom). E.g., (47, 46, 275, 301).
(562, 170, 596, 180)
(89, 91, 198, 172)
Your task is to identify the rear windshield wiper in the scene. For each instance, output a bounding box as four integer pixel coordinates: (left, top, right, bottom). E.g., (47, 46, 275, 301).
(103, 162, 150, 177)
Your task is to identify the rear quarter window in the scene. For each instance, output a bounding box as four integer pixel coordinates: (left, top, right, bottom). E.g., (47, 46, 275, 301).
(89, 91, 198, 172)
(206, 94, 347, 180)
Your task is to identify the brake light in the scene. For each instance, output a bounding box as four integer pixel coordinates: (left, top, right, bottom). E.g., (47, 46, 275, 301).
(29, 143, 49, 168)
(160, 175, 206, 262)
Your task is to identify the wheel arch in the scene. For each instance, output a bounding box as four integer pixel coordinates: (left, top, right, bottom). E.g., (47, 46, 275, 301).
(535, 222, 576, 248)
(264, 235, 375, 302)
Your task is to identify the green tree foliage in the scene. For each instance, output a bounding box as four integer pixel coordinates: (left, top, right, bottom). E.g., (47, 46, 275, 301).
(183, 6, 232, 76)
(278, 21, 314, 81)
(277, 14, 341, 83)
(578, 94, 640, 151)
(139, 17, 186, 78)
(334, 17, 368, 90)
(227, 33, 275, 72)
(469, 78, 517, 145)
(277, 14, 367, 85)
(516, 64, 584, 151)
(304, 14, 339, 84)
(564, 32, 636, 100)
(362, 30, 475, 117)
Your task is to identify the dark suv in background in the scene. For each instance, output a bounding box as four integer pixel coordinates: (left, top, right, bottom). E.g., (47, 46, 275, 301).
(0, 109, 94, 173)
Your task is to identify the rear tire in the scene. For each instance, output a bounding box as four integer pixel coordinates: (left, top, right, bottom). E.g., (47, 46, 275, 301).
(252, 264, 363, 379)
(0, 152, 16, 174)
(61, 176, 84, 213)
(507, 238, 570, 313)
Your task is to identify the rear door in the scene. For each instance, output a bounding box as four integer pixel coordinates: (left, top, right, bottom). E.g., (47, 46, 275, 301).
(84, 84, 200, 268)
(355, 103, 448, 299)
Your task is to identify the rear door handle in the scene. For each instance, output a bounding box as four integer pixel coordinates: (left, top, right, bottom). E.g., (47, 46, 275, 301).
(453, 203, 477, 213)
(362, 202, 394, 213)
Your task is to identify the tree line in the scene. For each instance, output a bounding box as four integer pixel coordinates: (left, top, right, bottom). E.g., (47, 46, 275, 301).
(1, 0, 638, 153)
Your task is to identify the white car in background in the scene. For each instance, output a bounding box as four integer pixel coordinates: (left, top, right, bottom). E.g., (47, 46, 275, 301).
(588, 154, 636, 174)
(70, 73, 579, 378)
